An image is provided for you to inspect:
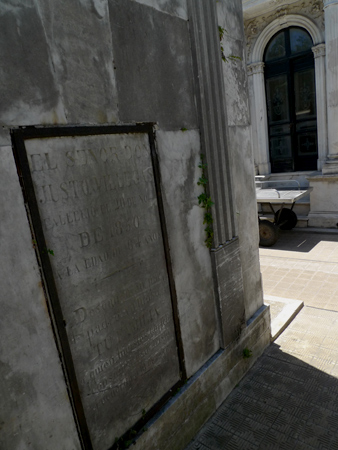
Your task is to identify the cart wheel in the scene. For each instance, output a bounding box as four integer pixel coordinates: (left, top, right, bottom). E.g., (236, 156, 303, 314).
(259, 220, 279, 247)
(275, 208, 297, 230)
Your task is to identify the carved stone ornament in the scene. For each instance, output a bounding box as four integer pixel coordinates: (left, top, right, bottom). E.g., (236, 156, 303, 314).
(247, 21, 258, 36)
(244, 0, 324, 60)
(312, 43, 326, 58)
(275, 6, 289, 17)
(312, 1, 321, 12)
(247, 62, 265, 75)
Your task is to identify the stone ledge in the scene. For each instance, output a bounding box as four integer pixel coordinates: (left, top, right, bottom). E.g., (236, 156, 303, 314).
(308, 212, 338, 228)
(134, 305, 271, 450)
(307, 174, 338, 181)
(264, 295, 304, 342)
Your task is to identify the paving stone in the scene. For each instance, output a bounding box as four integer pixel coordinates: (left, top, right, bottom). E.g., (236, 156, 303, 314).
(185, 232, 338, 449)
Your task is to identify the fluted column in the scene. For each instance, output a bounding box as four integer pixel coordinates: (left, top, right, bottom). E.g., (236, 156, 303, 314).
(187, 0, 236, 246)
(322, 0, 338, 174)
(312, 44, 328, 171)
(247, 62, 271, 174)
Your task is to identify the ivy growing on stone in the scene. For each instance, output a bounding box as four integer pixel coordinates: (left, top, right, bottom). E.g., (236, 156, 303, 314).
(218, 25, 242, 64)
(197, 154, 214, 249)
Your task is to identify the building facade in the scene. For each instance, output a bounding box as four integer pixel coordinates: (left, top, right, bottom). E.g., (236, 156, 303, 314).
(243, 0, 338, 227)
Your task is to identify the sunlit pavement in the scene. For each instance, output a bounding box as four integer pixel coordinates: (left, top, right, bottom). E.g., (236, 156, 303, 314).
(185, 229, 338, 449)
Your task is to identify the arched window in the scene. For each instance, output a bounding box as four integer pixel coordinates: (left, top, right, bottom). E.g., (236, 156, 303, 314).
(264, 27, 317, 173)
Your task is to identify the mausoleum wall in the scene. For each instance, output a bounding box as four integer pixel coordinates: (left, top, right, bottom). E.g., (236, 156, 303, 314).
(0, 1, 269, 449)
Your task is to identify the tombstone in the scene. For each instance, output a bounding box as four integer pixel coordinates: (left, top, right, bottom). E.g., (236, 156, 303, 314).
(13, 125, 184, 450)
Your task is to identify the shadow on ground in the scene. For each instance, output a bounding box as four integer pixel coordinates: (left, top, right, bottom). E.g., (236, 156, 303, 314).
(186, 343, 338, 450)
(260, 229, 338, 253)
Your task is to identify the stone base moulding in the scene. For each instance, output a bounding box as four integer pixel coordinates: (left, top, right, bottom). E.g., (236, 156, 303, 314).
(322, 155, 338, 175)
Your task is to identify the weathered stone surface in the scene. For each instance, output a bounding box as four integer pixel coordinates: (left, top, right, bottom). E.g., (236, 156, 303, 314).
(35, 0, 118, 124)
(0, 0, 270, 447)
(217, 2, 250, 126)
(308, 174, 338, 227)
(0, 146, 80, 450)
(156, 129, 219, 377)
(212, 239, 246, 347)
(25, 132, 180, 449)
(0, 1, 66, 125)
(0, 126, 10, 146)
(228, 125, 263, 320)
(109, 0, 197, 130)
(187, 0, 236, 245)
(217, 0, 246, 42)
(221, 39, 250, 126)
(134, 305, 270, 450)
(132, 0, 188, 20)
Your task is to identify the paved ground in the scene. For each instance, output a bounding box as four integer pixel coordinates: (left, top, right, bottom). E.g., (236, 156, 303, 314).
(185, 229, 338, 449)
(260, 230, 338, 310)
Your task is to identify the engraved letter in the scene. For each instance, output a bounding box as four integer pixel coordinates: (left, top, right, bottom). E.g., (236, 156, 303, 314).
(79, 231, 91, 247)
(60, 182, 69, 200)
(73, 307, 86, 325)
(30, 154, 43, 172)
(66, 151, 75, 167)
(40, 184, 59, 203)
(94, 227, 103, 244)
(44, 153, 57, 170)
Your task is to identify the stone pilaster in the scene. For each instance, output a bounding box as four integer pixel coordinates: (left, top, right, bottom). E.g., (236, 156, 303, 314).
(322, 0, 338, 174)
(308, 0, 338, 227)
(188, 0, 246, 348)
(312, 44, 328, 171)
(247, 62, 271, 174)
(187, 0, 236, 246)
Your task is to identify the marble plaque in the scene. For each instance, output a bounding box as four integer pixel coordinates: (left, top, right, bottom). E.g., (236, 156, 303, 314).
(25, 133, 180, 450)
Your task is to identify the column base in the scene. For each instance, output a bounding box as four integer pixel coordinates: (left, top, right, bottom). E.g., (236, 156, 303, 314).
(257, 162, 271, 175)
(308, 213, 338, 228)
(307, 173, 338, 228)
(322, 155, 338, 175)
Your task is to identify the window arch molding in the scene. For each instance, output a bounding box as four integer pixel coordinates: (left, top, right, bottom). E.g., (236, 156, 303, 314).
(247, 14, 327, 174)
(249, 15, 323, 64)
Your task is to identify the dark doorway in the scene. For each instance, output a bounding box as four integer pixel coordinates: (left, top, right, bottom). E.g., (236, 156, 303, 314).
(264, 27, 317, 173)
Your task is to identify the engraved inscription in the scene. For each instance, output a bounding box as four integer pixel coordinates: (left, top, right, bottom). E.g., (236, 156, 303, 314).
(25, 133, 180, 450)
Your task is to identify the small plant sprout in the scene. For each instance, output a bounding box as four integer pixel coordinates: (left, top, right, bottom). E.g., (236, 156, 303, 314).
(218, 25, 242, 64)
(243, 347, 253, 359)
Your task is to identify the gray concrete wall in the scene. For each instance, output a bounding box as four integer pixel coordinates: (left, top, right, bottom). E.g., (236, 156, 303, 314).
(217, 0, 264, 321)
(156, 130, 220, 377)
(0, 0, 268, 448)
(0, 146, 81, 450)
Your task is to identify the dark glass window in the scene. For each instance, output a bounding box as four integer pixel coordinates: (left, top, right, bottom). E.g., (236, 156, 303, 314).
(264, 27, 317, 173)
(290, 27, 313, 54)
(265, 31, 286, 61)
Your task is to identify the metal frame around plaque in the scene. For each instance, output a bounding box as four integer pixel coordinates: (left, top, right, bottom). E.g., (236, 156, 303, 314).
(11, 124, 186, 450)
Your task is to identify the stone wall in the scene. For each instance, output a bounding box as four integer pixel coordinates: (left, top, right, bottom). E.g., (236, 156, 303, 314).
(0, 1, 269, 449)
